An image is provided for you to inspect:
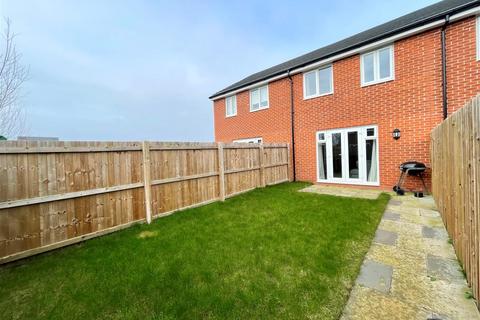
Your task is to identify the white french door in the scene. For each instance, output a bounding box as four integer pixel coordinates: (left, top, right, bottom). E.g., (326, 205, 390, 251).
(317, 125, 379, 186)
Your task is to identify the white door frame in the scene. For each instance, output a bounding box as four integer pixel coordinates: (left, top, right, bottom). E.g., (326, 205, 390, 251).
(316, 125, 380, 186)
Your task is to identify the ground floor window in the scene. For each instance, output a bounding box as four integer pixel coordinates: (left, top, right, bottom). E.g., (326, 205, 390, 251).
(233, 137, 263, 143)
(316, 125, 379, 185)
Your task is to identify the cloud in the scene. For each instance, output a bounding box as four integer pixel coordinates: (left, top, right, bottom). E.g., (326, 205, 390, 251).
(1, 0, 438, 141)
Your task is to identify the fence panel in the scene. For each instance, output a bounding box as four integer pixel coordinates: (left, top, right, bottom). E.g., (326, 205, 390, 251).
(431, 95, 480, 301)
(0, 141, 290, 263)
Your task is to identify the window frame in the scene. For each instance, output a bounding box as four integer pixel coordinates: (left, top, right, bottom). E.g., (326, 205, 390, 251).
(366, 127, 377, 138)
(303, 65, 334, 100)
(225, 95, 237, 118)
(360, 45, 395, 87)
(249, 85, 269, 112)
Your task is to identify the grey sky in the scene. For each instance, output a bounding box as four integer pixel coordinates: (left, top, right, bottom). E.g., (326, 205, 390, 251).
(1, 0, 438, 141)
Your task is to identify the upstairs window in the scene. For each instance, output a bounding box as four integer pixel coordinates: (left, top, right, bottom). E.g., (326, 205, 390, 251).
(303, 65, 333, 99)
(361, 45, 394, 86)
(250, 85, 269, 112)
(225, 95, 237, 117)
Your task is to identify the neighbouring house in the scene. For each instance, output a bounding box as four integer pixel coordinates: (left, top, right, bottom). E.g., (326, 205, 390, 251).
(210, 0, 480, 190)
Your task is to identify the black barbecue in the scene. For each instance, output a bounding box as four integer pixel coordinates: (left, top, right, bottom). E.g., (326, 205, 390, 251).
(393, 161, 428, 196)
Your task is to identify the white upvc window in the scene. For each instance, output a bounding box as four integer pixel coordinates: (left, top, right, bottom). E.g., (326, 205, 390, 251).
(303, 65, 333, 99)
(360, 45, 394, 86)
(477, 16, 480, 61)
(233, 137, 263, 143)
(225, 95, 237, 117)
(250, 85, 269, 112)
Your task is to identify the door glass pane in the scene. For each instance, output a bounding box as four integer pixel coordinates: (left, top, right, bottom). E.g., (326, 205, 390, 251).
(363, 53, 375, 83)
(379, 47, 391, 79)
(366, 139, 378, 182)
(318, 142, 327, 180)
(348, 132, 359, 179)
(332, 133, 342, 178)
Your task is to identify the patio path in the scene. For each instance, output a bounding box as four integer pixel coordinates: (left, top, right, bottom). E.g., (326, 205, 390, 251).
(300, 185, 382, 199)
(341, 194, 480, 320)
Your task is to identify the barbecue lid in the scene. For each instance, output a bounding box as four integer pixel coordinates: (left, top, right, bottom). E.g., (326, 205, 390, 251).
(399, 161, 427, 170)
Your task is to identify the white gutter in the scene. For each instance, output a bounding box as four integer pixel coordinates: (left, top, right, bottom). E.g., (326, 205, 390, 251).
(210, 5, 479, 101)
(291, 19, 444, 75)
(211, 72, 289, 100)
(449, 5, 480, 22)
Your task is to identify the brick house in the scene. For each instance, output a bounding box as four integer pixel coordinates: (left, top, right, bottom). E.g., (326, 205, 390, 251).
(210, 0, 480, 190)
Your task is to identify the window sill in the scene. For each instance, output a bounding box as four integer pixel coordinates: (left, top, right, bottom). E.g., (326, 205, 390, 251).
(225, 114, 237, 118)
(249, 106, 269, 113)
(304, 92, 334, 101)
(361, 77, 394, 88)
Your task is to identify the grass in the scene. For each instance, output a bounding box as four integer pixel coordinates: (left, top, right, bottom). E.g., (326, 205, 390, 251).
(0, 182, 390, 320)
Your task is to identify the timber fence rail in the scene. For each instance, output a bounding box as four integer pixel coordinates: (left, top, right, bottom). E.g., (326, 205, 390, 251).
(431, 95, 480, 302)
(0, 141, 290, 264)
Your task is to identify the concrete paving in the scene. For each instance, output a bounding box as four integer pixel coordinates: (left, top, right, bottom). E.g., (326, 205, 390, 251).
(374, 229, 398, 246)
(357, 260, 393, 293)
(300, 185, 382, 199)
(341, 194, 480, 320)
(383, 211, 400, 221)
(422, 226, 448, 240)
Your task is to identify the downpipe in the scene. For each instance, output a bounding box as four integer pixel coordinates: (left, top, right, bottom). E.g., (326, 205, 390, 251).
(441, 15, 449, 120)
(287, 70, 296, 181)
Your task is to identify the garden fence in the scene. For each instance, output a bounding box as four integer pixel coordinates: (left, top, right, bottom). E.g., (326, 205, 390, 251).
(431, 94, 480, 301)
(0, 141, 290, 263)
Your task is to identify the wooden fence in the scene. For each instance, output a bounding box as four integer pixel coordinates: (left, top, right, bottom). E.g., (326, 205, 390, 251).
(431, 95, 480, 301)
(0, 141, 290, 264)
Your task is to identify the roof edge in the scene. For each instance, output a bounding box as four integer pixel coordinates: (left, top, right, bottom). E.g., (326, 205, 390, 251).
(209, 1, 480, 100)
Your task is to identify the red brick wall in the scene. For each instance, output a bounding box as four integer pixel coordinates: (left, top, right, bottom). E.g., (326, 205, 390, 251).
(446, 17, 480, 113)
(213, 78, 292, 143)
(213, 17, 480, 191)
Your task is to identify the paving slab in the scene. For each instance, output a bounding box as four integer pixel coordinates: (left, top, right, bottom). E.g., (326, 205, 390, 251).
(422, 226, 448, 240)
(389, 199, 402, 206)
(374, 229, 398, 246)
(341, 194, 480, 320)
(427, 254, 465, 282)
(383, 211, 401, 221)
(357, 259, 393, 293)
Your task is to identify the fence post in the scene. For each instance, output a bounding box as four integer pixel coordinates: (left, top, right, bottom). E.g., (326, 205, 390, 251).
(217, 142, 225, 201)
(142, 141, 153, 224)
(259, 144, 266, 187)
(287, 143, 292, 182)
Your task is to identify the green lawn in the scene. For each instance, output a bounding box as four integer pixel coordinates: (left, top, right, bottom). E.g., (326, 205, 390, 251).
(0, 182, 389, 320)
